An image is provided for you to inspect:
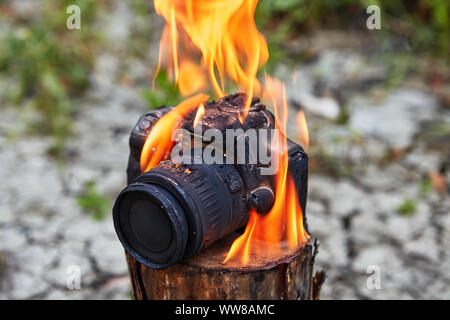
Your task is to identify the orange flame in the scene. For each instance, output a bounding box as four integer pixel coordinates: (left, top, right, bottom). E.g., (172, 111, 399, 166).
(223, 76, 310, 265)
(145, 1, 310, 266)
(296, 110, 309, 152)
(178, 61, 209, 96)
(153, 0, 268, 116)
(140, 93, 209, 172)
(193, 103, 205, 128)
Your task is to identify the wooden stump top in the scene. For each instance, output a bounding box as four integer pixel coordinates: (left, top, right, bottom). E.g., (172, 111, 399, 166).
(183, 232, 310, 272)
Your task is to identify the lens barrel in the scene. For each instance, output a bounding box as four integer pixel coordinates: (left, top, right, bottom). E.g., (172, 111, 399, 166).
(113, 161, 247, 269)
(113, 183, 189, 269)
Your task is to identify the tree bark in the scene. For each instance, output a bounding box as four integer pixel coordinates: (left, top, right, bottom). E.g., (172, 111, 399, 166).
(125, 232, 320, 300)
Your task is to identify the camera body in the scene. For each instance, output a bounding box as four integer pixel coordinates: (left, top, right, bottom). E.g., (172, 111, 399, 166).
(114, 94, 308, 269)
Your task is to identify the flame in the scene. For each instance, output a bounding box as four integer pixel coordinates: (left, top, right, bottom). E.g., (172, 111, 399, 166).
(153, 0, 268, 116)
(296, 110, 309, 152)
(193, 103, 205, 128)
(140, 93, 209, 172)
(145, 0, 310, 266)
(177, 60, 208, 96)
(223, 76, 310, 265)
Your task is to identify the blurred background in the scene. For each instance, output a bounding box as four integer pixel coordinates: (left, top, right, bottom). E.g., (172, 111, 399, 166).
(0, 0, 449, 299)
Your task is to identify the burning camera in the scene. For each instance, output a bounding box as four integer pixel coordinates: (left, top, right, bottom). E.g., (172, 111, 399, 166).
(113, 93, 308, 269)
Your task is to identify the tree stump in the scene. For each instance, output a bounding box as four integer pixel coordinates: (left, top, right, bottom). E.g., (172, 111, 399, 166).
(125, 232, 320, 300)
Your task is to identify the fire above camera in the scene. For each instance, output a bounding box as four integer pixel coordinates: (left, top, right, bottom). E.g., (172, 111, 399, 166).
(113, 93, 309, 269)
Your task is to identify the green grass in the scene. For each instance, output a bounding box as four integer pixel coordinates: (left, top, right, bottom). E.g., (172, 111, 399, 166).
(382, 53, 415, 91)
(255, 0, 449, 59)
(419, 177, 433, 195)
(0, 0, 103, 157)
(335, 108, 351, 126)
(396, 198, 418, 216)
(141, 71, 183, 109)
(77, 181, 111, 221)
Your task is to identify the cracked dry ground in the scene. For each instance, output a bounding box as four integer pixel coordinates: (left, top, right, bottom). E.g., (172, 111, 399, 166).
(1, 46, 449, 299)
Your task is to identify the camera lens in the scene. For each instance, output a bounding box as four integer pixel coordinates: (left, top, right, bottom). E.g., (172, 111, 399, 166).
(113, 183, 189, 269)
(129, 199, 171, 252)
(113, 161, 248, 269)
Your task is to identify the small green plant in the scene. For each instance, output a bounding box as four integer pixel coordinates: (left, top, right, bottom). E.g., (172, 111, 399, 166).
(77, 181, 111, 221)
(335, 108, 350, 126)
(0, 0, 103, 156)
(419, 177, 433, 195)
(141, 71, 183, 109)
(396, 198, 417, 216)
(383, 53, 414, 91)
